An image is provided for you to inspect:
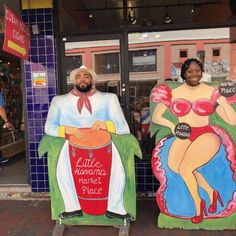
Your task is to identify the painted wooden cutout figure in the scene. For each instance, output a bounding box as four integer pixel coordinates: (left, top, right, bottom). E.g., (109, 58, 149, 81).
(38, 66, 141, 234)
(150, 58, 236, 230)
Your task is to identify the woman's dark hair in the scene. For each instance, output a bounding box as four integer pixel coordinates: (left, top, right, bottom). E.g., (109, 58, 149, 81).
(180, 58, 204, 81)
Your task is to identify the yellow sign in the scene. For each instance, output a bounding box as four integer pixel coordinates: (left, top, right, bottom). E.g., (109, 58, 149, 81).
(32, 72, 47, 87)
(21, 0, 53, 10)
(7, 40, 26, 56)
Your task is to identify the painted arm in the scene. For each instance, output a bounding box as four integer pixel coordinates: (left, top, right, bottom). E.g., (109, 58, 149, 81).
(45, 97, 82, 138)
(45, 97, 62, 137)
(106, 93, 130, 134)
(91, 94, 129, 134)
(152, 103, 176, 134)
(216, 96, 236, 125)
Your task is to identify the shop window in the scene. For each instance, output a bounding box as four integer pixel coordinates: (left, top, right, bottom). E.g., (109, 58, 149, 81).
(129, 49, 157, 72)
(94, 53, 120, 74)
(212, 48, 220, 57)
(179, 49, 188, 58)
(179, 50, 188, 63)
(66, 55, 82, 76)
(130, 86, 136, 97)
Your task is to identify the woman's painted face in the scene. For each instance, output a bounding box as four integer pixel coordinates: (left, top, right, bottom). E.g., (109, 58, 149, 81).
(185, 62, 202, 87)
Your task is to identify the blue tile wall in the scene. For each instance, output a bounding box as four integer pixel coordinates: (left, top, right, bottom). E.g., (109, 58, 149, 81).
(22, 8, 57, 192)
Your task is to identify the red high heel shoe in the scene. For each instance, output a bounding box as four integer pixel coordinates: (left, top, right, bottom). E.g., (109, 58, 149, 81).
(208, 190, 224, 213)
(191, 200, 207, 224)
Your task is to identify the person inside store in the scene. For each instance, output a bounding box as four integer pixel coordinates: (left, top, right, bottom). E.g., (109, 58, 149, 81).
(151, 58, 236, 224)
(45, 66, 133, 220)
(0, 91, 13, 164)
(17, 95, 24, 131)
(18, 81, 25, 132)
(20, 111, 24, 131)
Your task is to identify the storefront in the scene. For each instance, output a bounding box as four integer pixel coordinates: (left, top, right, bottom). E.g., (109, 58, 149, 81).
(0, 0, 236, 193)
(0, 0, 27, 188)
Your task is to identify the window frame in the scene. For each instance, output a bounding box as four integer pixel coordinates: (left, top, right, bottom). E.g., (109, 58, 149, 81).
(179, 49, 188, 60)
(128, 48, 157, 73)
(65, 53, 83, 77)
(212, 47, 221, 60)
(93, 51, 120, 75)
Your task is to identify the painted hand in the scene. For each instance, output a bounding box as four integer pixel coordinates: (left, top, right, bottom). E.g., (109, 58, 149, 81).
(216, 96, 227, 106)
(171, 124, 176, 135)
(91, 120, 107, 130)
(65, 126, 82, 138)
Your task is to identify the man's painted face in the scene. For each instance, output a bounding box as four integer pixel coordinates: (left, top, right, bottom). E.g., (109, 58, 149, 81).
(75, 71, 93, 92)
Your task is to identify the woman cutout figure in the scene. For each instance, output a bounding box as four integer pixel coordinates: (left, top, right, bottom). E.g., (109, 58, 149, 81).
(151, 58, 236, 225)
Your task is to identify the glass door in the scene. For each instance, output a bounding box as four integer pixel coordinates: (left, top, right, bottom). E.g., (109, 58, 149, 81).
(128, 33, 159, 159)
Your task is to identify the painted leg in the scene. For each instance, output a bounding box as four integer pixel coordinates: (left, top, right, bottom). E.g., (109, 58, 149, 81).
(193, 170, 223, 213)
(106, 143, 131, 220)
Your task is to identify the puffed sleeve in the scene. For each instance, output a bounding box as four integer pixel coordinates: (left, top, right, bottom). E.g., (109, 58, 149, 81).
(45, 96, 62, 137)
(151, 84, 172, 106)
(106, 93, 130, 134)
(211, 85, 236, 105)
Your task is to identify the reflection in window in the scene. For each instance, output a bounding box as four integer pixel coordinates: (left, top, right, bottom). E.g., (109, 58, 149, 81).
(180, 50, 188, 58)
(212, 48, 220, 57)
(95, 53, 119, 74)
(129, 49, 157, 72)
(66, 55, 82, 76)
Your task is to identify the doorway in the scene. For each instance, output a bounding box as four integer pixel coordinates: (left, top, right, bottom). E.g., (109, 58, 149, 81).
(0, 43, 28, 186)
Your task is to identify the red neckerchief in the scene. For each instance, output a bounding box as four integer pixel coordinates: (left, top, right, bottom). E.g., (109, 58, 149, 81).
(71, 88, 96, 114)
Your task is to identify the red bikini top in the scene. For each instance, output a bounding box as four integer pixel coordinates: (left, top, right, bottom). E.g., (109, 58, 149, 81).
(151, 84, 220, 117)
(170, 98, 214, 117)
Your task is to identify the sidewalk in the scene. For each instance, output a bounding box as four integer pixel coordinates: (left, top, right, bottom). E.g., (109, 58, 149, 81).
(0, 193, 236, 236)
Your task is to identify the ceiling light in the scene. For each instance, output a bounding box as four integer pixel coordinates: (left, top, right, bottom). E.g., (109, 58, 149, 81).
(191, 5, 196, 13)
(128, 8, 137, 25)
(164, 7, 172, 24)
(164, 14, 172, 24)
(191, 4, 201, 13)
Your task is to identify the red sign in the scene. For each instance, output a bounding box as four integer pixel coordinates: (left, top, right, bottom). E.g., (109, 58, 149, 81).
(2, 7, 30, 60)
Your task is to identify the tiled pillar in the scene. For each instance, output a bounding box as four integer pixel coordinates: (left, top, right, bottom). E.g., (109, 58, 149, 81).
(21, 2, 57, 192)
